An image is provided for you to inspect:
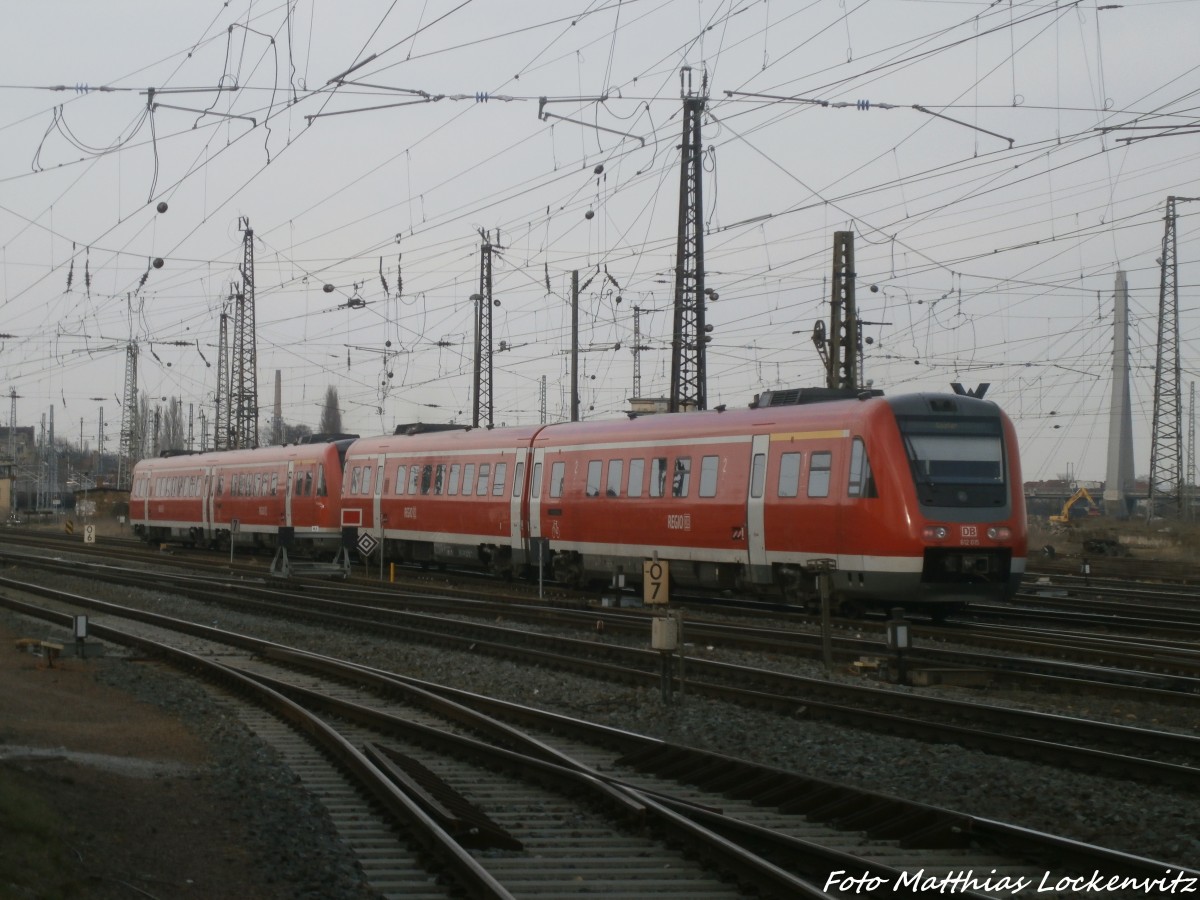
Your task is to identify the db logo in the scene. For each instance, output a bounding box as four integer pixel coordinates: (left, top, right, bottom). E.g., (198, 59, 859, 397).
(961, 526, 978, 538)
(731, 525, 745, 541)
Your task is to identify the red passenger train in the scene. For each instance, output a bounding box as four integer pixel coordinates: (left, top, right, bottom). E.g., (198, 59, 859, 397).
(131, 390, 1026, 614)
(130, 437, 355, 553)
(338, 390, 1026, 614)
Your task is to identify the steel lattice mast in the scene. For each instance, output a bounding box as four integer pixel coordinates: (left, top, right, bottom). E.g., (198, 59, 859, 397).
(1147, 196, 1192, 519)
(213, 304, 230, 451)
(669, 67, 708, 412)
(230, 217, 259, 449)
(827, 231, 859, 390)
(472, 231, 496, 429)
(116, 342, 138, 489)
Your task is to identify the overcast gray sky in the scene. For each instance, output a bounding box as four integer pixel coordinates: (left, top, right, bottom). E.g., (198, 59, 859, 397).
(2, 0, 1198, 483)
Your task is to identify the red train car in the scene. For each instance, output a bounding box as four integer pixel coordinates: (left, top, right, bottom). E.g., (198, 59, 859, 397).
(343, 391, 1026, 614)
(341, 424, 539, 577)
(130, 437, 355, 556)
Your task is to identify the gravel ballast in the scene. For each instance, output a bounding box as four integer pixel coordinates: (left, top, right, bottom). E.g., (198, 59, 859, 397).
(5, 565, 1199, 892)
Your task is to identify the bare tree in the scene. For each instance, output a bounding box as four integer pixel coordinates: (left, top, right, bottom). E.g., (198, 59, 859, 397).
(161, 398, 185, 451)
(137, 394, 153, 458)
(319, 386, 342, 435)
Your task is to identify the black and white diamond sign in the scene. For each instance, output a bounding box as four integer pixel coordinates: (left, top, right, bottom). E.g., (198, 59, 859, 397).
(356, 532, 379, 556)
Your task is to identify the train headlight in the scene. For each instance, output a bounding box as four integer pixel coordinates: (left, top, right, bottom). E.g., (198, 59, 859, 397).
(923, 525, 948, 540)
(987, 526, 1012, 540)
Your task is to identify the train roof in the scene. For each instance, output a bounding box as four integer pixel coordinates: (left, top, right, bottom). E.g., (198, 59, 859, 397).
(134, 440, 347, 470)
(347, 423, 545, 454)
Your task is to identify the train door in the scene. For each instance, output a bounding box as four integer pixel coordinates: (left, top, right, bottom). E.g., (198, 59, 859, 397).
(746, 434, 769, 573)
(372, 454, 386, 539)
(508, 447, 526, 557)
(139, 466, 152, 523)
(284, 460, 295, 528)
(202, 466, 214, 537)
(529, 446, 546, 540)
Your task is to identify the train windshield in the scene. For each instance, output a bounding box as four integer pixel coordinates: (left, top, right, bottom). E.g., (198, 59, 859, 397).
(897, 415, 1007, 507)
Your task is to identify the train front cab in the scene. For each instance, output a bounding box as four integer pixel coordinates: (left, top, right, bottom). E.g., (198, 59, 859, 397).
(883, 394, 1025, 612)
(756, 393, 1025, 617)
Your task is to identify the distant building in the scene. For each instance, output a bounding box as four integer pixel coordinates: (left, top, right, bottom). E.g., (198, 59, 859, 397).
(0, 426, 37, 512)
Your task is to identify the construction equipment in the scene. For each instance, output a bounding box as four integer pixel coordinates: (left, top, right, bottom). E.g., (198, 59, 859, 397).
(1049, 486, 1102, 525)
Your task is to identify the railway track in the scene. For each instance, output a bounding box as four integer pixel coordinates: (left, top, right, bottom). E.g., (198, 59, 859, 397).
(6, 538, 1200, 707)
(2, 585, 1192, 899)
(3, 558, 1199, 792)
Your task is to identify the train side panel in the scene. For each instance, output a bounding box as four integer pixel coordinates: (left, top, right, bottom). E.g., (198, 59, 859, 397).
(343, 427, 541, 575)
(131, 440, 350, 550)
(531, 419, 756, 588)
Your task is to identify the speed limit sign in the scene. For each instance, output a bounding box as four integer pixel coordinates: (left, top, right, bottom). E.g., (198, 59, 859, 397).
(643, 558, 670, 605)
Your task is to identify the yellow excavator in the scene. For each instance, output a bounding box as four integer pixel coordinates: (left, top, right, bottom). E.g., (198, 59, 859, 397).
(1048, 486, 1102, 525)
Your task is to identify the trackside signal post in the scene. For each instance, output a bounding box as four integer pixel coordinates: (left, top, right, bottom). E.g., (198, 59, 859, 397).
(805, 558, 838, 674)
(651, 609, 685, 706)
(886, 607, 912, 685)
(646, 556, 684, 704)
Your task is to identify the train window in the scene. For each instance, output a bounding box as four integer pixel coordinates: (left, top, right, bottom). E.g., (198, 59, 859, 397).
(317, 464, 328, 497)
(586, 460, 602, 497)
(899, 420, 1004, 484)
(847, 438, 877, 498)
(255, 473, 264, 496)
(808, 452, 832, 498)
(408, 466, 420, 495)
(606, 459, 623, 497)
(699, 455, 719, 497)
(304, 471, 313, 496)
(271, 473, 279, 496)
(531, 461, 542, 497)
(217, 475, 225, 495)
(650, 458, 668, 497)
(395, 465, 407, 495)
(550, 461, 566, 498)
(434, 464, 446, 495)
(750, 453, 766, 499)
(628, 458, 645, 497)
(512, 461, 524, 497)
(476, 463, 491, 496)
(463, 464, 475, 497)
(493, 462, 507, 496)
(361, 466, 373, 496)
(448, 464, 460, 495)
(350, 466, 363, 494)
(778, 452, 802, 497)
(420, 464, 433, 495)
(672, 457, 692, 498)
